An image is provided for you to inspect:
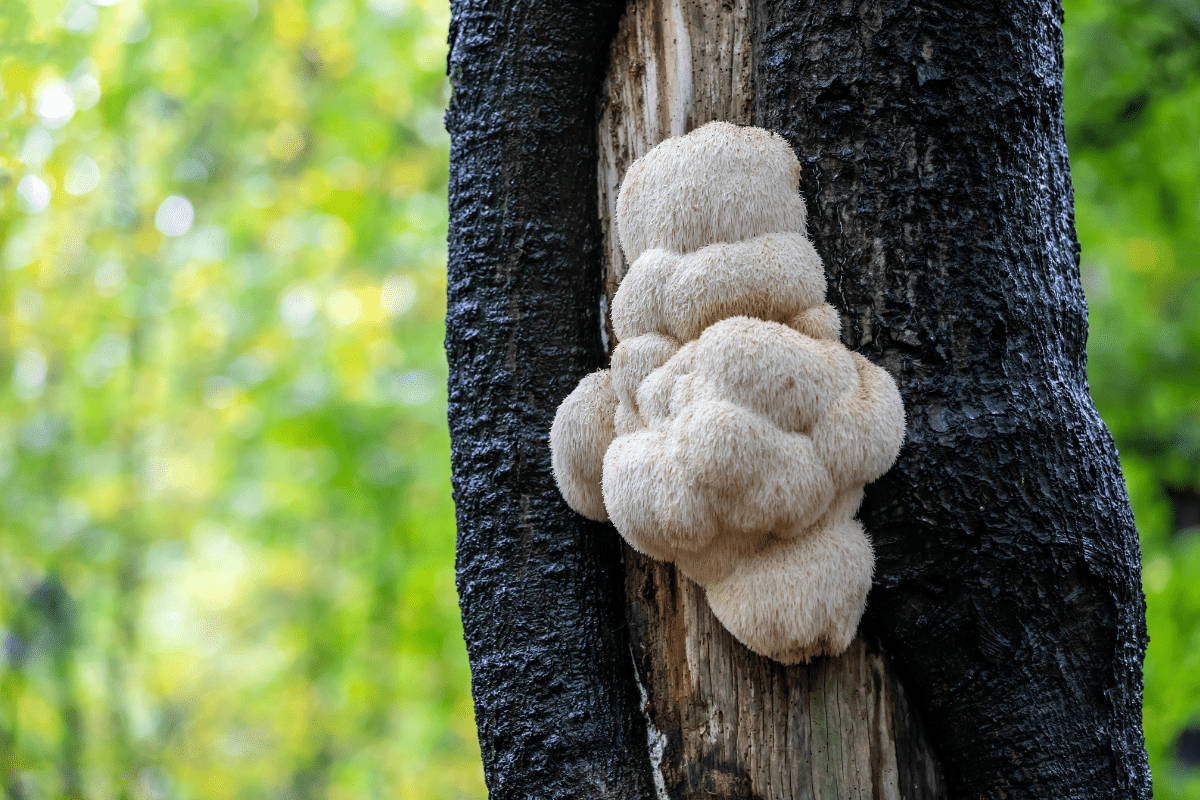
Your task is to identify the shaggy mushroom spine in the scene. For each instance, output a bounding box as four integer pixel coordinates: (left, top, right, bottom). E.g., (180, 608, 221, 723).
(550, 122, 905, 664)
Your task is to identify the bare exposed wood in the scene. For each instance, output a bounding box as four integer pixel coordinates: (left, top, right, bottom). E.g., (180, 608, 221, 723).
(623, 561, 945, 799)
(597, 0, 753, 347)
(596, 2, 945, 797)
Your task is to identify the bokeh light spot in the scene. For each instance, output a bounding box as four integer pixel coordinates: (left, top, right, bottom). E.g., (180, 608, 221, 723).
(12, 348, 48, 400)
(381, 274, 417, 317)
(35, 80, 76, 128)
(17, 175, 51, 214)
(155, 195, 195, 236)
(65, 155, 101, 195)
(19, 127, 54, 166)
(280, 285, 320, 334)
(326, 289, 363, 326)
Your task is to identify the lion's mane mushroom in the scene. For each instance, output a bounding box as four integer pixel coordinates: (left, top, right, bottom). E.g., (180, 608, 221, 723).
(550, 121, 905, 664)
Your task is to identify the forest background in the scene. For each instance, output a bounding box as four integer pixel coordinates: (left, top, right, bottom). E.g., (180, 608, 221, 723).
(0, 0, 1197, 798)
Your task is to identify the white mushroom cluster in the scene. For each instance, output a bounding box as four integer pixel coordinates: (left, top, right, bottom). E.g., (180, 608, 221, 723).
(551, 122, 905, 664)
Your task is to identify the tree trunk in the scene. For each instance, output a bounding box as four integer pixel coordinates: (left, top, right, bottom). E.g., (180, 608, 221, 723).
(446, 0, 1151, 797)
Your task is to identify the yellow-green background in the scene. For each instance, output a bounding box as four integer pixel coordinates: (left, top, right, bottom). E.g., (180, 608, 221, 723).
(0, 0, 1197, 797)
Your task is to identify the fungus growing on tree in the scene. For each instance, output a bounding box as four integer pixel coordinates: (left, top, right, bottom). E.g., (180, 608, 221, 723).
(550, 122, 905, 663)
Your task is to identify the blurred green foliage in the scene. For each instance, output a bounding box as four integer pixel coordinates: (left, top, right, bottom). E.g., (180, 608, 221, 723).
(0, 0, 1197, 797)
(0, 0, 478, 797)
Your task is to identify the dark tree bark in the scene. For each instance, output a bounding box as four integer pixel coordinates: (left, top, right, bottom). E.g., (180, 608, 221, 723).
(444, 2, 652, 798)
(446, 0, 1151, 798)
(752, 2, 1150, 797)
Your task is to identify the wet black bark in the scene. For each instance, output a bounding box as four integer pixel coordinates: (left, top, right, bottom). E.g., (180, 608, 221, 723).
(752, 1, 1151, 798)
(446, 0, 1150, 798)
(444, 2, 652, 799)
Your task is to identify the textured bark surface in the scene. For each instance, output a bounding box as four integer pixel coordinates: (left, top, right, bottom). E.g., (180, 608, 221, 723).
(599, 4, 944, 797)
(751, 1, 1151, 798)
(444, 2, 652, 798)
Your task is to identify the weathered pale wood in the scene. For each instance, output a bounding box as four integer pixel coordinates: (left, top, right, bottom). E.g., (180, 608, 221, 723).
(597, 2, 945, 797)
(597, 0, 753, 348)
